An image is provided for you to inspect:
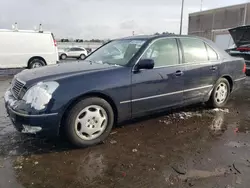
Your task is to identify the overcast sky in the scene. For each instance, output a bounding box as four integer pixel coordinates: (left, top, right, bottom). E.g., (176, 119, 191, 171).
(0, 0, 248, 39)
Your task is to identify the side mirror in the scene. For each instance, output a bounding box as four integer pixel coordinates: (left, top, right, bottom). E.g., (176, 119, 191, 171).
(135, 59, 154, 71)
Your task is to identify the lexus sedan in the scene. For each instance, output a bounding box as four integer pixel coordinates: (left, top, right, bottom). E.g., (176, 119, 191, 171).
(4, 35, 246, 147)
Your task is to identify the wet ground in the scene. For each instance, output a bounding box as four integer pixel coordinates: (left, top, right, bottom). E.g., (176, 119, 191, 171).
(1, 76, 250, 188)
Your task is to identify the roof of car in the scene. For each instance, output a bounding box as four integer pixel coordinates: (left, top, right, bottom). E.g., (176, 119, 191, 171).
(118, 34, 201, 40)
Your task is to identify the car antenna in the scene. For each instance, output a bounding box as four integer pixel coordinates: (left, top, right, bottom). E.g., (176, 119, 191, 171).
(39, 23, 43, 33)
(12, 22, 18, 31)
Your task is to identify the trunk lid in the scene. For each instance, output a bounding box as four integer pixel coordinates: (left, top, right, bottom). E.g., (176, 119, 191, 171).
(229, 25, 250, 47)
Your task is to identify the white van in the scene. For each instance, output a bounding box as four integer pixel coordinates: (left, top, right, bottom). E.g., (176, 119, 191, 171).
(0, 29, 59, 68)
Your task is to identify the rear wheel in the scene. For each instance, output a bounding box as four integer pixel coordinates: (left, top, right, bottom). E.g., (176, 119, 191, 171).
(64, 97, 114, 147)
(207, 78, 230, 108)
(29, 59, 46, 69)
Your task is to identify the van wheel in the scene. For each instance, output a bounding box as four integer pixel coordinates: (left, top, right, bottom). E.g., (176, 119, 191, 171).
(207, 78, 230, 108)
(29, 59, 45, 69)
(80, 54, 86, 60)
(60, 54, 67, 60)
(64, 97, 114, 147)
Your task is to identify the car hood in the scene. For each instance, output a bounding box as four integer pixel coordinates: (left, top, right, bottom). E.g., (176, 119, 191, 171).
(229, 25, 250, 47)
(16, 61, 119, 85)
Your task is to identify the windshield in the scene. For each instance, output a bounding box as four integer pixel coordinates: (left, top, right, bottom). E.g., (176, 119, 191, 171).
(85, 39, 146, 66)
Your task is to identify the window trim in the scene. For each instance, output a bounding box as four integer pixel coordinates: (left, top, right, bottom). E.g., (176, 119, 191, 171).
(133, 37, 181, 71)
(204, 43, 219, 61)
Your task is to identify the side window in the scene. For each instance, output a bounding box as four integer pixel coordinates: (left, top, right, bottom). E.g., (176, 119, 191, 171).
(206, 44, 218, 61)
(180, 38, 208, 63)
(141, 38, 179, 67)
(70, 48, 77, 51)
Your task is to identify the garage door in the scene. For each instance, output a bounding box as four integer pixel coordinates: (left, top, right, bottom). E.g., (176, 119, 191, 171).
(214, 34, 234, 50)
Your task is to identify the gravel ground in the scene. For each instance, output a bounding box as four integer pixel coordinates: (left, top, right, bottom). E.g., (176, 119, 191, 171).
(0, 76, 250, 188)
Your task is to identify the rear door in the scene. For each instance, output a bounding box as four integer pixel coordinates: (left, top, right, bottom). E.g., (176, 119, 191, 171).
(68, 48, 79, 57)
(131, 38, 185, 116)
(178, 37, 219, 103)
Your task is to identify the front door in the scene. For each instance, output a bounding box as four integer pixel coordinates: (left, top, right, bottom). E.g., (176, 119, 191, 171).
(131, 38, 185, 117)
(178, 38, 219, 103)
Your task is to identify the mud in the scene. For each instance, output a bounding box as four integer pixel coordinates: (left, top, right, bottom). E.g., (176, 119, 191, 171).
(1, 77, 250, 188)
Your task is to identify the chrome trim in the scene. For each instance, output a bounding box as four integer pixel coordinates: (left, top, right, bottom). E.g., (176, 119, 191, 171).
(120, 85, 213, 104)
(234, 77, 246, 82)
(8, 107, 58, 117)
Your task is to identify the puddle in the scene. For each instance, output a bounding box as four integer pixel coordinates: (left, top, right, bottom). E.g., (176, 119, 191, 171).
(225, 141, 250, 148)
(209, 112, 226, 132)
(178, 168, 226, 180)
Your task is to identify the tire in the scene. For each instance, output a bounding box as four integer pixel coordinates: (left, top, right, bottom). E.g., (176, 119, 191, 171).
(60, 54, 67, 60)
(79, 54, 86, 60)
(64, 97, 114, 147)
(207, 78, 230, 108)
(29, 58, 46, 69)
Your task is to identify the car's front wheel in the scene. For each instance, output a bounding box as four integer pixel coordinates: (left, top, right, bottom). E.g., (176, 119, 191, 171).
(208, 78, 230, 108)
(64, 97, 114, 147)
(79, 54, 86, 60)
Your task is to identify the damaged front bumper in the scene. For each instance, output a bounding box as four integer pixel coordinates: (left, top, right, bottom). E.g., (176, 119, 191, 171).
(4, 89, 60, 136)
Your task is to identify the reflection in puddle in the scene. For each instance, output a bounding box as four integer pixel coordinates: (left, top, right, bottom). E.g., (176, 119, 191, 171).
(209, 112, 225, 132)
(77, 151, 106, 181)
(178, 168, 226, 180)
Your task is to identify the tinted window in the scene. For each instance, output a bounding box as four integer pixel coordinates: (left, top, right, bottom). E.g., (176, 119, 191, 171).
(206, 44, 218, 61)
(180, 38, 208, 63)
(141, 38, 179, 67)
(70, 48, 77, 51)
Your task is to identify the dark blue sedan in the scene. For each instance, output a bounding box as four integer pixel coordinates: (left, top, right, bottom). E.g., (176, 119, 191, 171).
(4, 35, 246, 147)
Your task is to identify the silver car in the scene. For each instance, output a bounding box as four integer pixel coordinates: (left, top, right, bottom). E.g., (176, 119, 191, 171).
(59, 47, 88, 60)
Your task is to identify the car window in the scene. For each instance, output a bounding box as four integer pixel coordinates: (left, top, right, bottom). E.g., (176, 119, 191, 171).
(85, 39, 146, 66)
(206, 44, 218, 61)
(141, 38, 179, 67)
(69, 48, 77, 51)
(180, 38, 208, 63)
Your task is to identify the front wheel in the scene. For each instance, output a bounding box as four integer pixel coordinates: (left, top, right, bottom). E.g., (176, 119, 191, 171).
(79, 54, 86, 60)
(64, 97, 114, 147)
(207, 78, 230, 108)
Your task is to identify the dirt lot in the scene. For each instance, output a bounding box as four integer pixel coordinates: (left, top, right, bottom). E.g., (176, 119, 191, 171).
(1, 76, 250, 188)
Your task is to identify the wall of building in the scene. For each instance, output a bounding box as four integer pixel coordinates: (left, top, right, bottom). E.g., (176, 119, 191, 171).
(188, 3, 250, 41)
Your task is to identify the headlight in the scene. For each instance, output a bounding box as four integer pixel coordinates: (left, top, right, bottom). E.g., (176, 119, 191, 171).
(22, 81, 59, 110)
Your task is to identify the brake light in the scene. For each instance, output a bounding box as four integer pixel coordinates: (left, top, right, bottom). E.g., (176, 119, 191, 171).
(236, 47, 250, 52)
(54, 39, 57, 47)
(243, 63, 246, 73)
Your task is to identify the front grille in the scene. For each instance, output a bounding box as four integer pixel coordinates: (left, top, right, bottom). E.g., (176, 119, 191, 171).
(11, 78, 25, 99)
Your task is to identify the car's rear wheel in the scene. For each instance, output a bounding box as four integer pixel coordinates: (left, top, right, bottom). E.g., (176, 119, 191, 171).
(208, 78, 230, 108)
(79, 54, 86, 60)
(64, 97, 114, 147)
(60, 54, 67, 60)
(29, 59, 46, 69)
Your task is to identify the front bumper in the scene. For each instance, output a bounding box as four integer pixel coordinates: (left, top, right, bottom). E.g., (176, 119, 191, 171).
(4, 89, 60, 136)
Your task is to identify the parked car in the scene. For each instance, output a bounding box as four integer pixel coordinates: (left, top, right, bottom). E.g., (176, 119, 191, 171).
(4, 35, 246, 147)
(59, 47, 88, 60)
(0, 29, 58, 68)
(226, 25, 250, 75)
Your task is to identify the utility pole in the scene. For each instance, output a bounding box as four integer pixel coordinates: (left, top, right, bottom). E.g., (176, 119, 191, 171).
(180, 0, 184, 35)
(200, 0, 203, 11)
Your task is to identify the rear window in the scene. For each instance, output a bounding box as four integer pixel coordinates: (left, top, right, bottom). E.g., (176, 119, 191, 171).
(206, 44, 218, 61)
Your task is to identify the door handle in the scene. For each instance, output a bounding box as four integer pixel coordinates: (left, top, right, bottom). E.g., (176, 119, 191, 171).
(175, 70, 184, 77)
(210, 65, 217, 71)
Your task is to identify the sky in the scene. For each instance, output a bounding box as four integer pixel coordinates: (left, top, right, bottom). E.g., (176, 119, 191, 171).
(0, 0, 248, 39)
